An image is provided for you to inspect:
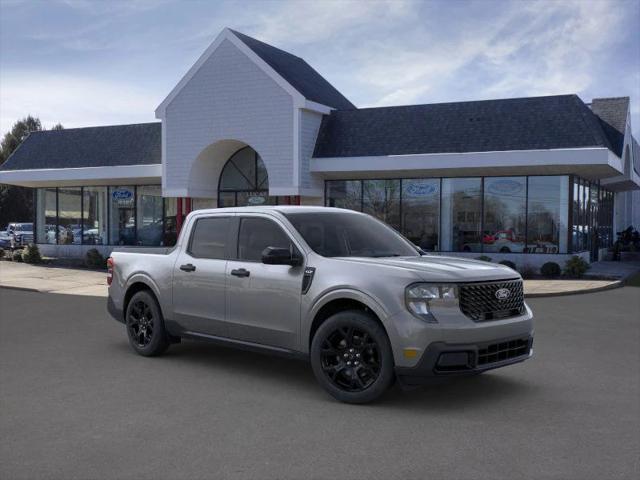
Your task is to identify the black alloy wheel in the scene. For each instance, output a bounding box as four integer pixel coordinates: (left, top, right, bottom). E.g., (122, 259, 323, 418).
(127, 299, 155, 348)
(320, 326, 381, 392)
(311, 310, 395, 404)
(125, 290, 170, 356)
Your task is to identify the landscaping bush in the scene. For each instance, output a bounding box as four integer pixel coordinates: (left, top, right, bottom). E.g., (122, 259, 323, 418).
(21, 244, 42, 264)
(0, 249, 5, 259)
(475, 255, 492, 262)
(519, 264, 537, 279)
(564, 256, 590, 277)
(85, 248, 106, 269)
(540, 261, 561, 278)
(499, 260, 517, 270)
(12, 250, 23, 262)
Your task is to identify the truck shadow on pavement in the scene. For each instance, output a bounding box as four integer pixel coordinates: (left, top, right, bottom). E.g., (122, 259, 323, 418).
(111, 337, 535, 410)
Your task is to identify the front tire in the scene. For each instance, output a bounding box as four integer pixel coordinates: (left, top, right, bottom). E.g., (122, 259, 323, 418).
(125, 290, 170, 357)
(310, 310, 395, 404)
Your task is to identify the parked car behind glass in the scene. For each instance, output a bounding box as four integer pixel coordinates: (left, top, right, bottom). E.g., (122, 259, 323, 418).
(4, 223, 34, 249)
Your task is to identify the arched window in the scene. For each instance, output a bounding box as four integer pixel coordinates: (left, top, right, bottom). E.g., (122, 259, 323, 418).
(218, 146, 276, 207)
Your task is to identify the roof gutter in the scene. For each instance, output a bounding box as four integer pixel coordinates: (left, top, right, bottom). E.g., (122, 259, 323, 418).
(0, 164, 162, 188)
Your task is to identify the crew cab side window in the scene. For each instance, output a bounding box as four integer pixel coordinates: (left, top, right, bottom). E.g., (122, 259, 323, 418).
(188, 217, 231, 259)
(237, 217, 292, 262)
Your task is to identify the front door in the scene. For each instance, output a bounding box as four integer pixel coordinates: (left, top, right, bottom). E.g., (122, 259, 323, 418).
(225, 215, 304, 350)
(172, 215, 233, 336)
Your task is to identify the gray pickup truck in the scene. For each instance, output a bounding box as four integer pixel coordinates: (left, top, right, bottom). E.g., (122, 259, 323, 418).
(107, 206, 533, 403)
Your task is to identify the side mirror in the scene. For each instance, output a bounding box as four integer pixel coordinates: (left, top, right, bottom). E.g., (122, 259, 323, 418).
(261, 246, 302, 266)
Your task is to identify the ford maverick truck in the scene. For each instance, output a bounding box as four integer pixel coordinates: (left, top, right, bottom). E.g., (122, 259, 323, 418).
(107, 206, 534, 403)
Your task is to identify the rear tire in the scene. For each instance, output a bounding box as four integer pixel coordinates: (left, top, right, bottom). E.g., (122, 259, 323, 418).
(310, 310, 395, 404)
(125, 290, 170, 357)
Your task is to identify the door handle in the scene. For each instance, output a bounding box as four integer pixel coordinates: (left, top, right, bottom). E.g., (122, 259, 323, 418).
(180, 263, 196, 272)
(230, 268, 250, 278)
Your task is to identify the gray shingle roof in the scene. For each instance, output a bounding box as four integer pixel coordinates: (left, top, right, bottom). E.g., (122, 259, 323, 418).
(0, 122, 161, 171)
(230, 29, 355, 111)
(590, 97, 629, 157)
(313, 94, 615, 158)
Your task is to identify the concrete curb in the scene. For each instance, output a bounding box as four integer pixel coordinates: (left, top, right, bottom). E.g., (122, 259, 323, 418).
(0, 285, 41, 294)
(524, 280, 623, 298)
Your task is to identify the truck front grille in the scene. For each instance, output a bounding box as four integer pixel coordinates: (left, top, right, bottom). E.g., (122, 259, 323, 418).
(477, 338, 530, 365)
(459, 279, 525, 322)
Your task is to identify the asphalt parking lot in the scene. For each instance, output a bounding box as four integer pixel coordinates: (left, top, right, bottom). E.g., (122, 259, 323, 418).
(1, 287, 638, 480)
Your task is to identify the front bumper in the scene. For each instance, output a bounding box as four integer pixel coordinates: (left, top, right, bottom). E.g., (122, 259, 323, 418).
(395, 334, 533, 385)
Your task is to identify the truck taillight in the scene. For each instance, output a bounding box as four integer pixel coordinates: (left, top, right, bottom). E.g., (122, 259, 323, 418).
(107, 257, 114, 286)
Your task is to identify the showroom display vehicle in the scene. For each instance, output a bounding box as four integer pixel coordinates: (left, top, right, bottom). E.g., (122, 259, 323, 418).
(107, 206, 534, 403)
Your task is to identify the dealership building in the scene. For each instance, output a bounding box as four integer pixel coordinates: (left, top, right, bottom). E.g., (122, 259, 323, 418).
(1, 28, 639, 267)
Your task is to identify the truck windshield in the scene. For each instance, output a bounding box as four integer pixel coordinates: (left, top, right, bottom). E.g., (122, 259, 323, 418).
(284, 211, 419, 258)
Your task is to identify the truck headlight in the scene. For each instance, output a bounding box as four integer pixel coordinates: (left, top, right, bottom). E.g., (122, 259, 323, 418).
(405, 284, 458, 322)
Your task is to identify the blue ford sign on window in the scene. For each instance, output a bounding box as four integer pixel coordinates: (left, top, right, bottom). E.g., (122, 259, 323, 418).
(405, 182, 438, 197)
(247, 195, 266, 205)
(487, 179, 523, 195)
(112, 188, 134, 207)
(112, 189, 133, 200)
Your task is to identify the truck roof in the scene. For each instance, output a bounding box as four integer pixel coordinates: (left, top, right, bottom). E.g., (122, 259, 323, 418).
(188, 205, 363, 215)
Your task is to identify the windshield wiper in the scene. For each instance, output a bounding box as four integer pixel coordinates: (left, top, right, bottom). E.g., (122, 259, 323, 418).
(370, 253, 403, 258)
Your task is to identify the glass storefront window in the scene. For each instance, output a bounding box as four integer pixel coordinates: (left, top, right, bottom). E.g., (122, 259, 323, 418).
(362, 179, 400, 230)
(163, 197, 177, 247)
(589, 183, 599, 254)
(109, 186, 136, 245)
(192, 198, 216, 211)
(441, 178, 482, 252)
(483, 177, 526, 254)
(571, 176, 607, 253)
(82, 187, 107, 245)
(402, 179, 439, 251)
(218, 147, 274, 207)
(218, 192, 236, 208)
(57, 187, 82, 245)
(526, 176, 569, 254)
(136, 186, 163, 246)
(36, 188, 57, 244)
(236, 191, 277, 207)
(325, 180, 362, 211)
(584, 182, 591, 252)
(572, 178, 581, 252)
(578, 179, 587, 251)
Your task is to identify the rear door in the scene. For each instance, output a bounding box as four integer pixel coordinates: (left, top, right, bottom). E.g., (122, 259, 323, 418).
(172, 215, 233, 336)
(225, 215, 304, 350)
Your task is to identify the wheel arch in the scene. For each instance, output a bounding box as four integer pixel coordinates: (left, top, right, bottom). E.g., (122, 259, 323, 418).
(306, 289, 389, 352)
(123, 276, 162, 321)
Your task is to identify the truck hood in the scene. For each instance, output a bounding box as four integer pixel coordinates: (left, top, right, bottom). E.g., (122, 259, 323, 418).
(333, 255, 520, 283)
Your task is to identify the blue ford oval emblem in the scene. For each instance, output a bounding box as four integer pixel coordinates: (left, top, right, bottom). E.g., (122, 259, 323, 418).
(112, 189, 133, 200)
(488, 180, 523, 195)
(405, 183, 437, 197)
(495, 288, 511, 300)
(247, 195, 266, 205)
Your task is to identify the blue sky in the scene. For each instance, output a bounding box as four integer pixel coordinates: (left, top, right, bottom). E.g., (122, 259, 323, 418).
(1, 0, 639, 137)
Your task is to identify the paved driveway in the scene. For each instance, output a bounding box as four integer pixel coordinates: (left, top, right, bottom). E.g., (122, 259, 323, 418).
(1, 287, 638, 480)
(0, 261, 630, 298)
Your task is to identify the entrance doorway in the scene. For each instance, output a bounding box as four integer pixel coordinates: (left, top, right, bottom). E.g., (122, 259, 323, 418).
(217, 146, 276, 207)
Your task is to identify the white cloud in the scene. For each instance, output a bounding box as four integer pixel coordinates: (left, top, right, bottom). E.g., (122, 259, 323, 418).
(346, 0, 626, 107)
(0, 72, 158, 132)
(250, 0, 411, 45)
(0, 0, 637, 137)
